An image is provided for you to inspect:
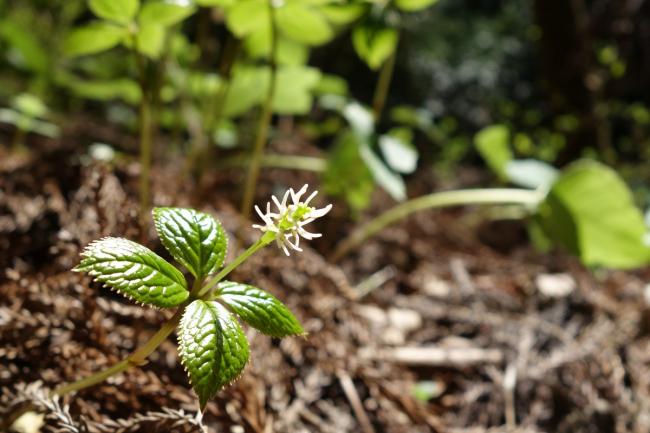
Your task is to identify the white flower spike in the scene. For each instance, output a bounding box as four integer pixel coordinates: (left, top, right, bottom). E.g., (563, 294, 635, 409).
(253, 184, 333, 255)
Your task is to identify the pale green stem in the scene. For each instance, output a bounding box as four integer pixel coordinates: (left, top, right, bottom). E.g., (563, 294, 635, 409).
(240, 0, 278, 219)
(372, 35, 398, 123)
(198, 233, 273, 298)
(219, 154, 326, 173)
(330, 188, 545, 262)
(51, 307, 184, 397)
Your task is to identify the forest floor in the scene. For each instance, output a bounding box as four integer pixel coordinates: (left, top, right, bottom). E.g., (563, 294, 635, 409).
(2, 135, 650, 433)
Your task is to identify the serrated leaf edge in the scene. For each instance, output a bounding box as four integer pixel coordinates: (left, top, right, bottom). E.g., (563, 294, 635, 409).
(177, 301, 250, 409)
(73, 236, 189, 308)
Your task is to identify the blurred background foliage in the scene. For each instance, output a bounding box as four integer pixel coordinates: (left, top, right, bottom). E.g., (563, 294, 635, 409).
(2, 0, 650, 208)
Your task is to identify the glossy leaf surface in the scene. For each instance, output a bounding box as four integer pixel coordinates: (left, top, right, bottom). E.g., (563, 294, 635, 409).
(218, 281, 304, 337)
(178, 300, 249, 409)
(75, 237, 188, 307)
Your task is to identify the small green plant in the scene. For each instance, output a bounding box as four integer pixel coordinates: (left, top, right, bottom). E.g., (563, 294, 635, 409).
(52, 185, 331, 410)
(0, 93, 59, 149)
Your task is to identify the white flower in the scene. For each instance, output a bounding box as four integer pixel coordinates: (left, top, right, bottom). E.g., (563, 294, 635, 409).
(253, 184, 333, 256)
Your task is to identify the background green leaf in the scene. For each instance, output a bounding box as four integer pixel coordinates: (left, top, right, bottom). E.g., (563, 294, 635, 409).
(394, 0, 439, 12)
(136, 22, 165, 59)
(178, 300, 249, 410)
(89, 0, 139, 24)
(74, 237, 189, 307)
(139, 2, 196, 27)
(217, 281, 304, 337)
(153, 207, 227, 279)
(64, 23, 128, 57)
(535, 160, 650, 269)
(474, 124, 512, 180)
(275, 3, 333, 46)
(226, 0, 267, 37)
(352, 25, 398, 70)
(273, 65, 322, 114)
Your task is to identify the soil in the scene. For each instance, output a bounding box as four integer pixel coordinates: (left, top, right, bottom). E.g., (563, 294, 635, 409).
(2, 135, 650, 433)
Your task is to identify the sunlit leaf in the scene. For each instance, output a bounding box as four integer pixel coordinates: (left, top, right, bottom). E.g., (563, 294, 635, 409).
(474, 124, 512, 181)
(379, 128, 418, 174)
(74, 237, 189, 308)
(89, 0, 139, 24)
(352, 25, 398, 70)
(394, 0, 439, 12)
(153, 207, 227, 279)
(178, 300, 249, 410)
(139, 2, 196, 27)
(273, 65, 321, 114)
(226, 0, 267, 37)
(217, 281, 304, 337)
(536, 160, 650, 269)
(64, 23, 128, 57)
(275, 3, 333, 46)
(136, 22, 165, 59)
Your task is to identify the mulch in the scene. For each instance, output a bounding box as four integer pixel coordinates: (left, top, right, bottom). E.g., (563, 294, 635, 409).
(2, 137, 650, 433)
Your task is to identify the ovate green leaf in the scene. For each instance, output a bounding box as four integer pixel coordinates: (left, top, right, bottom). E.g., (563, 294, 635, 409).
(153, 207, 227, 279)
(379, 128, 418, 174)
(136, 22, 165, 59)
(273, 65, 322, 114)
(217, 281, 304, 337)
(226, 0, 267, 37)
(352, 25, 398, 70)
(394, 0, 439, 12)
(324, 130, 374, 214)
(75, 237, 189, 307)
(275, 3, 333, 46)
(139, 2, 196, 27)
(536, 160, 650, 269)
(179, 300, 249, 410)
(89, 0, 139, 24)
(474, 124, 512, 181)
(64, 23, 128, 57)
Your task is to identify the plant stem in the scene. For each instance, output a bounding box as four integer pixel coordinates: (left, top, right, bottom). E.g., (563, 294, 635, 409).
(372, 36, 398, 123)
(240, 0, 278, 219)
(132, 45, 153, 228)
(198, 234, 273, 298)
(330, 188, 545, 262)
(139, 95, 153, 224)
(219, 153, 327, 172)
(51, 307, 184, 397)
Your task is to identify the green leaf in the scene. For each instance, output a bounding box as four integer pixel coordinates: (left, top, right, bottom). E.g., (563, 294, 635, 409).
(394, 0, 439, 12)
(153, 208, 228, 279)
(64, 23, 128, 57)
(536, 160, 650, 269)
(74, 237, 189, 307)
(217, 281, 304, 337)
(0, 20, 48, 72)
(320, 3, 367, 25)
(352, 25, 398, 70)
(178, 300, 249, 410)
(222, 65, 268, 117)
(275, 3, 333, 46)
(89, 0, 139, 24)
(359, 140, 407, 202)
(505, 159, 559, 190)
(139, 2, 196, 27)
(378, 128, 418, 174)
(226, 0, 267, 37)
(324, 130, 375, 214)
(273, 65, 322, 114)
(136, 22, 165, 59)
(60, 76, 142, 104)
(474, 124, 512, 180)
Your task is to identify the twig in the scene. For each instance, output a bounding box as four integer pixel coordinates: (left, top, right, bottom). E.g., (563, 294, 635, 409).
(337, 371, 376, 433)
(364, 346, 503, 367)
